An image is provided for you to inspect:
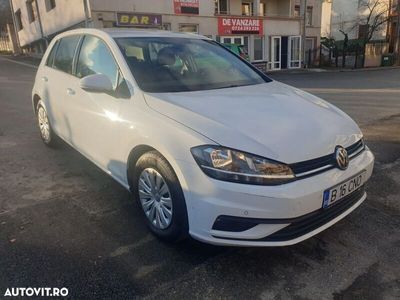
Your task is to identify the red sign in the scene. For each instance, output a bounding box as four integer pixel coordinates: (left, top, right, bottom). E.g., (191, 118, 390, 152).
(174, 0, 199, 15)
(218, 17, 263, 35)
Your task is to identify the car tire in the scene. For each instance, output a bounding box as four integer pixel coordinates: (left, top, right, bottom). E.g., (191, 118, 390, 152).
(132, 151, 189, 242)
(36, 101, 57, 147)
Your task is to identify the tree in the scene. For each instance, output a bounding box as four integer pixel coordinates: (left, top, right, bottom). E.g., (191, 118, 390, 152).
(355, 0, 391, 66)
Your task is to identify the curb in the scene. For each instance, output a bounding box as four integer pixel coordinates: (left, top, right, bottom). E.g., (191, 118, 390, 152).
(267, 65, 400, 75)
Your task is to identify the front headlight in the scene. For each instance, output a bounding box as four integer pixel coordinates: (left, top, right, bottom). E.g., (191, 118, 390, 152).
(191, 146, 295, 185)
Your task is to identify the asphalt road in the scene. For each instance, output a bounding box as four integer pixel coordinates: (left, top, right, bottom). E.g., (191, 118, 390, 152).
(0, 56, 399, 299)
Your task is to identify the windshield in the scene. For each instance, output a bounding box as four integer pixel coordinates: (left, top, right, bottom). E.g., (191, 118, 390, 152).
(115, 37, 270, 93)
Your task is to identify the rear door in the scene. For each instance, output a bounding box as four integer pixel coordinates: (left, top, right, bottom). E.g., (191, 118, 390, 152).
(44, 35, 81, 139)
(64, 34, 127, 171)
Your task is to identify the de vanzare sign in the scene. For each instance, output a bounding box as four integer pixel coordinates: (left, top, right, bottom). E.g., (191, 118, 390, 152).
(116, 13, 162, 27)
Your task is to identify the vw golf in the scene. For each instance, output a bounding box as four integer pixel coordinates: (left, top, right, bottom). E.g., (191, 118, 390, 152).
(32, 29, 374, 246)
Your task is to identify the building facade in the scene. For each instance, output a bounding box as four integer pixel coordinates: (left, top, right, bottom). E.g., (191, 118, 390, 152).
(322, 0, 389, 41)
(11, 0, 323, 70)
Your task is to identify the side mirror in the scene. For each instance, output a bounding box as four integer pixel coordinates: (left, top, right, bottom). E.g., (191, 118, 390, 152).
(79, 74, 114, 93)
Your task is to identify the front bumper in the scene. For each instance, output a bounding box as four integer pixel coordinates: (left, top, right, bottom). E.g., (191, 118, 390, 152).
(176, 148, 374, 246)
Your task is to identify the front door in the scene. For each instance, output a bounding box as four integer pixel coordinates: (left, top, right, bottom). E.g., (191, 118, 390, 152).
(271, 36, 281, 70)
(65, 35, 124, 170)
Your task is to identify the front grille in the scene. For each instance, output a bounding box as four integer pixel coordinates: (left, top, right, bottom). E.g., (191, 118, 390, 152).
(290, 139, 365, 178)
(261, 186, 365, 242)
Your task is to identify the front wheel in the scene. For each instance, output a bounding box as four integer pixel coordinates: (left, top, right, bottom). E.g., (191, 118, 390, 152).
(36, 101, 57, 147)
(132, 151, 188, 242)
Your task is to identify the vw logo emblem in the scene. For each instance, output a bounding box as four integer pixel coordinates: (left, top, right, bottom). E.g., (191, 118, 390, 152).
(335, 146, 349, 170)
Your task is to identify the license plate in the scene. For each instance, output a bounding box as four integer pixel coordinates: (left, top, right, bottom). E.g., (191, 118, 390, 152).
(323, 171, 366, 208)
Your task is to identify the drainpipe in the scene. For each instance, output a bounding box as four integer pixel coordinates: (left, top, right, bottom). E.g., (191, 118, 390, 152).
(83, 0, 91, 28)
(397, 1, 400, 64)
(34, 0, 47, 51)
(8, 0, 21, 54)
(302, 0, 308, 67)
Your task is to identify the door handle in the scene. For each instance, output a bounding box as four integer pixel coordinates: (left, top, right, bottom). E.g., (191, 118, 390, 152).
(41, 76, 48, 82)
(66, 88, 75, 96)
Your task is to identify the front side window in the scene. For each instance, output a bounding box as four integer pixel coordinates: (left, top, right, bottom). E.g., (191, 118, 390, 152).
(76, 36, 119, 89)
(53, 36, 80, 74)
(116, 37, 269, 93)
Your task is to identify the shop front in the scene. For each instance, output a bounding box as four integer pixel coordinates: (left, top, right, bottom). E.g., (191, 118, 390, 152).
(216, 16, 262, 63)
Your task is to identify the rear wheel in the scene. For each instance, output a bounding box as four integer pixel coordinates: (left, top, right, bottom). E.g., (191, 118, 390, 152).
(36, 101, 57, 147)
(132, 151, 188, 242)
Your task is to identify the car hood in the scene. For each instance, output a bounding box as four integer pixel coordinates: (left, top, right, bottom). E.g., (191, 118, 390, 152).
(143, 81, 362, 164)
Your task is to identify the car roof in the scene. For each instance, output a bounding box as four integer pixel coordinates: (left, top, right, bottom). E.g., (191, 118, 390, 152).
(55, 28, 209, 40)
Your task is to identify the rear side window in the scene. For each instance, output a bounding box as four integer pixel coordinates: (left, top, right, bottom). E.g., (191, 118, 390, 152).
(76, 35, 119, 89)
(45, 40, 59, 67)
(53, 36, 80, 74)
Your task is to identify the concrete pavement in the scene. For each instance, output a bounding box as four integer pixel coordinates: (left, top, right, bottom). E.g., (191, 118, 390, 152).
(0, 56, 399, 299)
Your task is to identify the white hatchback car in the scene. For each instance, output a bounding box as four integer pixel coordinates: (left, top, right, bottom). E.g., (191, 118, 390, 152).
(32, 29, 374, 246)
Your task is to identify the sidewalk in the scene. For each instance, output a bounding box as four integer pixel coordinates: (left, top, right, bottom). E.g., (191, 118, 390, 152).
(0, 55, 41, 67)
(266, 65, 400, 75)
(2, 54, 400, 74)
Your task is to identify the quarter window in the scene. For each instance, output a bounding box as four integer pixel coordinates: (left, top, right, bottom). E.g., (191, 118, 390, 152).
(53, 36, 80, 74)
(76, 36, 119, 89)
(46, 40, 59, 67)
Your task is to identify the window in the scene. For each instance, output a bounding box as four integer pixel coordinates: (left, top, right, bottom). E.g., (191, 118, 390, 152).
(45, 0, 56, 11)
(46, 40, 59, 67)
(215, 0, 229, 15)
(162, 23, 172, 31)
(358, 24, 369, 39)
(242, 2, 253, 16)
(53, 36, 81, 74)
(294, 5, 300, 17)
(306, 6, 313, 26)
(115, 37, 269, 93)
(26, 0, 36, 23)
(15, 10, 23, 31)
(253, 36, 263, 61)
(289, 36, 301, 68)
(76, 36, 119, 89)
(259, 3, 266, 16)
(178, 24, 199, 34)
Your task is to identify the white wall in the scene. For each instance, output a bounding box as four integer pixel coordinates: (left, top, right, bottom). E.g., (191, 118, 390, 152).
(12, 0, 87, 47)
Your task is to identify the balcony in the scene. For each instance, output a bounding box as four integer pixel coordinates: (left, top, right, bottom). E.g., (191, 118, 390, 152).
(214, 0, 297, 18)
